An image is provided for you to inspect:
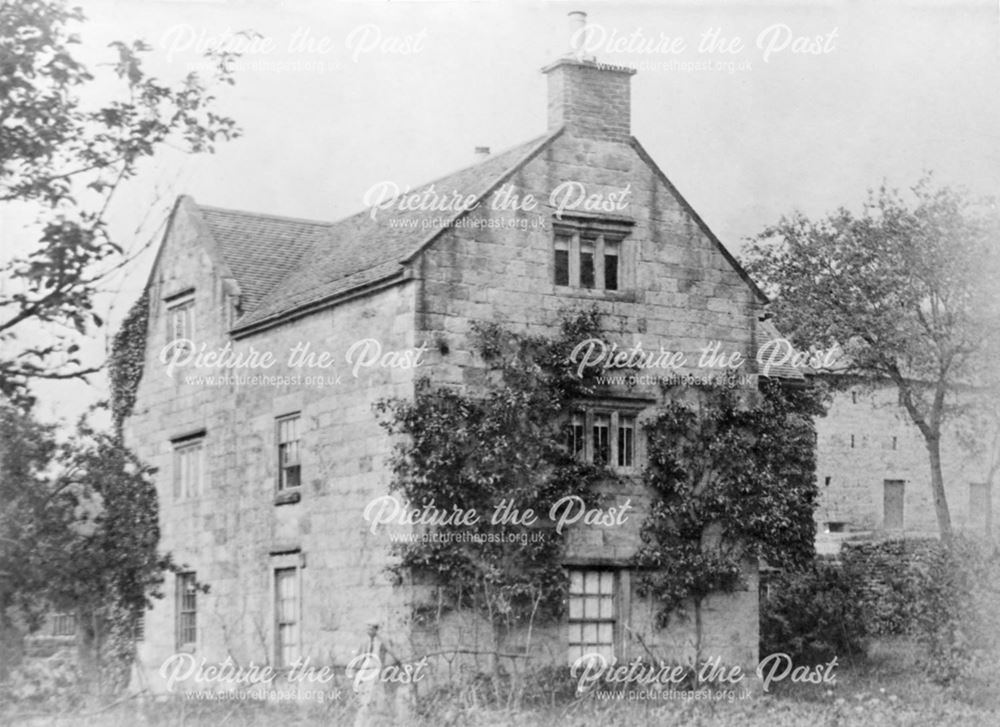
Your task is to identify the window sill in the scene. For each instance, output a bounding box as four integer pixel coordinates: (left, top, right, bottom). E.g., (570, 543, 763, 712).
(552, 286, 637, 303)
(274, 490, 301, 506)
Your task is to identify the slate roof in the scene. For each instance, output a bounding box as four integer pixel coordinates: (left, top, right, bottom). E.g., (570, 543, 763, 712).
(193, 132, 556, 333)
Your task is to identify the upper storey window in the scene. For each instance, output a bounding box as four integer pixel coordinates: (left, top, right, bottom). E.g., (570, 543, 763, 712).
(166, 291, 195, 351)
(552, 219, 630, 292)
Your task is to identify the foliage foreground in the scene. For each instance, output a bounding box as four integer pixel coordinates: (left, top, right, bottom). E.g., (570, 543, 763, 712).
(3, 639, 998, 727)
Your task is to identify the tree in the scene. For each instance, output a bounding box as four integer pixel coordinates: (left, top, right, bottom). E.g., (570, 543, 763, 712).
(0, 0, 242, 405)
(0, 401, 171, 695)
(743, 176, 1000, 540)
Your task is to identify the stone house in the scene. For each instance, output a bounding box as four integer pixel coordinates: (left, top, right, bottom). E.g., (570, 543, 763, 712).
(122, 17, 791, 693)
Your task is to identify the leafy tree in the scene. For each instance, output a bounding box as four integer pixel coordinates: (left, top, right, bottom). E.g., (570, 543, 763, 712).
(0, 402, 171, 695)
(0, 0, 242, 404)
(743, 177, 1000, 540)
(635, 379, 825, 658)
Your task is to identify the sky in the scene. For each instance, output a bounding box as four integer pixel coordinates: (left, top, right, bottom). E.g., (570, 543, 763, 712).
(4, 0, 1000, 425)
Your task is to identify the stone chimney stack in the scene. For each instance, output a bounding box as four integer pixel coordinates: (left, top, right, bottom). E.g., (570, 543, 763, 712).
(542, 11, 636, 142)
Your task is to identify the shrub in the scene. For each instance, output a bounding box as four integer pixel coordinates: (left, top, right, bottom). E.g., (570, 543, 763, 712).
(760, 559, 869, 663)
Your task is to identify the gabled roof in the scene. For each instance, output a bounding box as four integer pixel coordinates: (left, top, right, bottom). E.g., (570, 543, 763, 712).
(173, 127, 766, 336)
(193, 132, 558, 335)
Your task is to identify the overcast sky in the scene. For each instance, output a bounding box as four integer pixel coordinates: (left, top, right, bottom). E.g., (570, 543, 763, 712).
(8, 0, 1000, 424)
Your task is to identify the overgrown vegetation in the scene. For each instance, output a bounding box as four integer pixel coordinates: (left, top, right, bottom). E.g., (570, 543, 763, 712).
(760, 559, 870, 663)
(377, 309, 826, 693)
(108, 290, 150, 434)
(0, 405, 172, 702)
(375, 311, 612, 636)
(635, 379, 826, 643)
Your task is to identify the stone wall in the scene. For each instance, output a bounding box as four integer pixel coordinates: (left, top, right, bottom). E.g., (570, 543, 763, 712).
(814, 380, 995, 539)
(125, 201, 420, 690)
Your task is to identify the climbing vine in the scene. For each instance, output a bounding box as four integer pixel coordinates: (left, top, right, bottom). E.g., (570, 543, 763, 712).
(634, 378, 826, 629)
(378, 307, 826, 648)
(108, 289, 149, 435)
(375, 309, 615, 632)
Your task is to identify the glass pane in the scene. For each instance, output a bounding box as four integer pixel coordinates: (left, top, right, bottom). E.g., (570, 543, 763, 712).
(568, 646, 582, 664)
(599, 596, 614, 619)
(568, 596, 583, 620)
(568, 623, 583, 644)
(593, 416, 610, 464)
(569, 570, 583, 594)
(554, 249, 569, 286)
(582, 623, 597, 644)
(604, 249, 619, 290)
(584, 571, 599, 594)
(583, 596, 598, 619)
(598, 623, 614, 645)
(599, 571, 614, 593)
(598, 644, 614, 661)
(580, 251, 594, 289)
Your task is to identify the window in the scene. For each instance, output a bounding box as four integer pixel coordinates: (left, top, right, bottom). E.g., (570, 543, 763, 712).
(593, 414, 610, 465)
(552, 223, 629, 292)
(617, 415, 635, 468)
(167, 293, 195, 350)
(567, 412, 585, 457)
(969, 482, 991, 532)
(579, 236, 596, 289)
(850, 434, 855, 449)
(277, 415, 301, 491)
(883, 480, 905, 530)
(603, 240, 619, 291)
(134, 613, 145, 642)
(891, 436, 898, 451)
(568, 570, 616, 664)
(568, 409, 640, 471)
(173, 436, 204, 500)
(554, 234, 571, 286)
(176, 572, 197, 650)
(275, 567, 299, 668)
(53, 613, 76, 637)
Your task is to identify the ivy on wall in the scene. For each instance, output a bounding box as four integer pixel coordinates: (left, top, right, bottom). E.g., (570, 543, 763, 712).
(634, 379, 827, 632)
(375, 310, 613, 633)
(108, 289, 149, 435)
(377, 307, 827, 648)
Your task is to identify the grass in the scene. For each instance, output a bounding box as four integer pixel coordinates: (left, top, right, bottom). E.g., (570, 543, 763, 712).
(4, 639, 998, 726)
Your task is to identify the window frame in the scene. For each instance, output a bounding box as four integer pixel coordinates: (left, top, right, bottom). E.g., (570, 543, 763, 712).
(566, 406, 643, 473)
(567, 568, 618, 665)
(52, 612, 76, 637)
(274, 566, 300, 669)
(176, 572, 197, 651)
(172, 434, 205, 501)
(552, 218, 632, 293)
(166, 291, 195, 349)
(276, 413, 302, 492)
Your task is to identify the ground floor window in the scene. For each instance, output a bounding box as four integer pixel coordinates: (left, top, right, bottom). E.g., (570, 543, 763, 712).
(567, 569, 616, 664)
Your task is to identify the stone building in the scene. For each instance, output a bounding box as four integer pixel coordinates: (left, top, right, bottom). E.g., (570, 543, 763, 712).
(814, 378, 996, 553)
(123, 16, 789, 693)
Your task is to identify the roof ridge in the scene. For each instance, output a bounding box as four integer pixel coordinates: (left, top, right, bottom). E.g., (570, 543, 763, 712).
(196, 135, 551, 233)
(197, 203, 336, 228)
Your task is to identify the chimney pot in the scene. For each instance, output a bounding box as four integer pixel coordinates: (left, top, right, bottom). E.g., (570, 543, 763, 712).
(567, 11, 589, 59)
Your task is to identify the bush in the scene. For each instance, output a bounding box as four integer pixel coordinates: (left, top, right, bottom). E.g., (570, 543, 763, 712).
(760, 559, 869, 663)
(840, 535, 1000, 684)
